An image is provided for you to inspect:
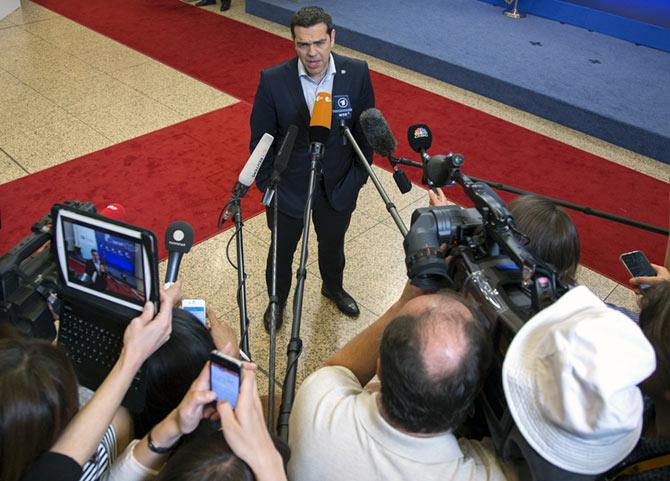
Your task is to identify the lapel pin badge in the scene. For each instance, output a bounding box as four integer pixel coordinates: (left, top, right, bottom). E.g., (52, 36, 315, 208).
(341, 69, 346, 74)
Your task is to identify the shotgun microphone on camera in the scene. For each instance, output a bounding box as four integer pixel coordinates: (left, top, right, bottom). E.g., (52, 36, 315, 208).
(360, 108, 413, 194)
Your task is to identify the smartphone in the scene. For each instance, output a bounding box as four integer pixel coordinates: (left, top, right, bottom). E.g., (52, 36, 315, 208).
(209, 350, 241, 408)
(620, 250, 656, 289)
(182, 299, 206, 325)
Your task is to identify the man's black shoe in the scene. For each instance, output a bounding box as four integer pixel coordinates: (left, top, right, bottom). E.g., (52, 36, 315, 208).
(263, 303, 284, 333)
(220, 0, 231, 11)
(321, 285, 360, 318)
(194, 0, 215, 6)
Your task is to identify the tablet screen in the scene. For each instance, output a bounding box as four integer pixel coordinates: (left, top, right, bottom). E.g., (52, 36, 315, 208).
(55, 209, 152, 311)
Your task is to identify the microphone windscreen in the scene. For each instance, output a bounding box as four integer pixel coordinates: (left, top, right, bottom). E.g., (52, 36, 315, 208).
(240, 133, 274, 186)
(360, 108, 397, 158)
(274, 125, 298, 175)
(165, 221, 195, 254)
(407, 124, 432, 153)
(309, 92, 332, 144)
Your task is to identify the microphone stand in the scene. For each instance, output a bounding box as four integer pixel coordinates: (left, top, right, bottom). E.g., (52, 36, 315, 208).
(263, 176, 281, 432)
(277, 142, 322, 441)
(341, 125, 409, 236)
(219, 192, 251, 357)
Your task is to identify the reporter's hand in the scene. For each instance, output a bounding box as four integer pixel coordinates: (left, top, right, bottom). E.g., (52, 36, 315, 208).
(121, 280, 181, 369)
(428, 188, 448, 207)
(217, 364, 286, 481)
(630, 264, 670, 293)
(162, 280, 183, 308)
(175, 363, 217, 435)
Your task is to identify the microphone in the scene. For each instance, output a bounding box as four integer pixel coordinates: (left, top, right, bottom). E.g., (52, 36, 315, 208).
(309, 92, 332, 154)
(99, 203, 126, 221)
(164, 221, 194, 286)
(360, 108, 412, 194)
(263, 125, 298, 207)
(407, 124, 432, 162)
(220, 133, 274, 224)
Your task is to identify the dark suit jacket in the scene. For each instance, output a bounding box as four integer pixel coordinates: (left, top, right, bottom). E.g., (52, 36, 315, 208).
(250, 53, 375, 218)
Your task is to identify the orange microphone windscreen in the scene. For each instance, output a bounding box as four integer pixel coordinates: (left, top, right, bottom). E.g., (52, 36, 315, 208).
(309, 91, 332, 144)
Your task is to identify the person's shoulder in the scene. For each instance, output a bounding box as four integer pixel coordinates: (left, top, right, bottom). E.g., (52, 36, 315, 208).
(301, 365, 362, 393)
(333, 53, 368, 71)
(21, 452, 82, 481)
(262, 57, 298, 79)
(458, 437, 520, 481)
(293, 366, 363, 412)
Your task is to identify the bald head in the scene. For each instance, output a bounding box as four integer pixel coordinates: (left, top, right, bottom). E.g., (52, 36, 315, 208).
(379, 290, 491, 434)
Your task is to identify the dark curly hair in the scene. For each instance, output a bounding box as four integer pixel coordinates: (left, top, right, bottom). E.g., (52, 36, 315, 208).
(290, 6, 333, 38)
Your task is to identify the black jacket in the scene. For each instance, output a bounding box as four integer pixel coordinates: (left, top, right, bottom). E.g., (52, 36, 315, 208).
(250, 53, 375, 218)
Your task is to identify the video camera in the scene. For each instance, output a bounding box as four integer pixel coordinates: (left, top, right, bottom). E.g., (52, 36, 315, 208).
(401, 124, 568, 458)
(0, 200, 96, 340)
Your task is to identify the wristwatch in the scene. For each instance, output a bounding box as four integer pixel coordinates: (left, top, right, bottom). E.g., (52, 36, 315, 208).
(147, 429, 179, 454)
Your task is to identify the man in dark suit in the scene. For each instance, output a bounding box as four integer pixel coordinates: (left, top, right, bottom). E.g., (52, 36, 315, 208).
(85, 249, 107, 291)
(251, 6, 375, 330)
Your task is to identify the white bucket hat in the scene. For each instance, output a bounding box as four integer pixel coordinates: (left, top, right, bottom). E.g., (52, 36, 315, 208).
(502, 286, 656, 474)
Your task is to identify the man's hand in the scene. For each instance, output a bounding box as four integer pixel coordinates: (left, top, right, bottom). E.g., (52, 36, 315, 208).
(428, 188, 448, 207)
(217, 364, 286, 481)
(630, 263, 670, 293)
(121, 280, 182, 370)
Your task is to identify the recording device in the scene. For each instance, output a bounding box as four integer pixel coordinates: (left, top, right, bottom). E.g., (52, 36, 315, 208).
(262, 125, 299, 206)
(620, 250, 656, 289)
(164, 221, 194, 285)
(0, 200, 96, 340)
(210, 350, 241, 408)
(399, 127, 566, 465)
(360, 108, 413, 194)
(53, 204, 161, 411)
(54, 205, 161, 313)
(309, 92, 332, 159)
(182, 298, 206, 325)
(220, 133, 275, 224)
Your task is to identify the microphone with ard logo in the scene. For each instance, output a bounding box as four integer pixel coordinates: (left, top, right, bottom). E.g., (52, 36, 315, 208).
(333, 94, 353, 145)
(164, 220, 194, 286)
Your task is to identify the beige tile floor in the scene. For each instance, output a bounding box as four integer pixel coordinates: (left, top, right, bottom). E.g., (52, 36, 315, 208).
(2, 0, 667, 396)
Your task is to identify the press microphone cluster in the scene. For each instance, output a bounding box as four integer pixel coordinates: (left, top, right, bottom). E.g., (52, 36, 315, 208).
(164, 220, 194, 286)
(220, 133, 275, 224)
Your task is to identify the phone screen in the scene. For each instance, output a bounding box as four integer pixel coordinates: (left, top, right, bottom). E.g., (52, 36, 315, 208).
(621, 251, 656, 289)
(210, 353, 241, 408)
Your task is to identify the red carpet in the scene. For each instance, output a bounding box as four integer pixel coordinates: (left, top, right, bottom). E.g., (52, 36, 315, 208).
(5, 0, 667, 285)
(0, 104, 261, 260)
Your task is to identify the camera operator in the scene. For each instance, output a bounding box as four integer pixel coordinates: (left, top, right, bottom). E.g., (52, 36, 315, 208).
(287, 282, 518, 481)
